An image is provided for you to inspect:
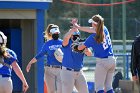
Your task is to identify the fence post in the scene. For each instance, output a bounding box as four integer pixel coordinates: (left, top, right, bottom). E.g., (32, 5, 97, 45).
(126, 53, 130, 80)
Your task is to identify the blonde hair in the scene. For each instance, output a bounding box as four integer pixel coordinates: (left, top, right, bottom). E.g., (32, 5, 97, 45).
(92, 14, 104, 43)
(44, 24, 55, 41)
(0, 44, 9, 58)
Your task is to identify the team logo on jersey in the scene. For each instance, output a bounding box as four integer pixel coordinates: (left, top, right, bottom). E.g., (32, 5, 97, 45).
(49, 45, 62, 50)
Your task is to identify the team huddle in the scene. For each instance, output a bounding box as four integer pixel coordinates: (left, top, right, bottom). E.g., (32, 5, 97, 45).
(26, 14, 116, 93)
(0, 14, 116, 93)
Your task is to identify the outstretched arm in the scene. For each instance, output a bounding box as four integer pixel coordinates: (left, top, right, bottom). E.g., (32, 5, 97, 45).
(77, 26, 96, 33)
(12, 61, 29, 93)
(71, 18, 96, 33)
(26, 58, 37, 72)
(63, 28, 77, 46)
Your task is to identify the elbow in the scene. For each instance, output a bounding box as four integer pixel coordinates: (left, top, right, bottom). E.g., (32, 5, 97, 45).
(88, 53, 92, 56)
(62, 41, 68, 47)
(62, 38, 69, 46)
(86, 52, 92, 56)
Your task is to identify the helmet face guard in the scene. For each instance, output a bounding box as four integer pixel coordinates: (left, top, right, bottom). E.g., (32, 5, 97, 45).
(72, 35, 80, 42)
(71, 31, 80, 42)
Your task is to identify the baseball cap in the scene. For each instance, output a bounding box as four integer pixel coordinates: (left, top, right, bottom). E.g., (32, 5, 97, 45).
(50, 25, 60, 34)
(0, 31, 7, 44)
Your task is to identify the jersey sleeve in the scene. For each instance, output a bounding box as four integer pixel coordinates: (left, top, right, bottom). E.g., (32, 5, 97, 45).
(6, 49, 18, 64)
(6, 48, 17, 60)
(84, 34, 94, 48)
(9, 57, 17, 65)
(35, 43, 48, 60)
(9, 50, 17, 60)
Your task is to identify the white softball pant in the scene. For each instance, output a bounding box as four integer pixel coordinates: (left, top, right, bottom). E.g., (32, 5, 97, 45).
(44, 66, 62, 93)
(61, 67, 89, 93)
(0, 75, 13, 93)
(95, 56, 116, 92)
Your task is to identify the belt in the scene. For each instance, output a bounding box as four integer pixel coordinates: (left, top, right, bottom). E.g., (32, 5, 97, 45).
(0, 74, 10, 78)
(63, 67, 81, 72)
(98, 56, 113, 59)
(46, 64, 62, 68)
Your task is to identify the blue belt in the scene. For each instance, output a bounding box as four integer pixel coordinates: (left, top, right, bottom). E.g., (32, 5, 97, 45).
(65, 67, 81, 72)
(46, 64, 62, 68)
(0, 74, 10, 77)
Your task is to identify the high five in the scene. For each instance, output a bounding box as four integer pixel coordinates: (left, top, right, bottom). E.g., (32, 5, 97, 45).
(72, 14, 116, 93)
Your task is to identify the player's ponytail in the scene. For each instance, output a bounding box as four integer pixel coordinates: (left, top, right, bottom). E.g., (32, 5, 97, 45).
(93, 15, 104, 43)
(44, 24, 54, 41)
(0, 46, 5, 56)
(0, 45, 9, 58)
(0, 31, 9, 58)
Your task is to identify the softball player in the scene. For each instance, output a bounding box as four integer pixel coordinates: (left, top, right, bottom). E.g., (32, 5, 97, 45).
(72, 14, 116, 93)
(130, 34, 140, 82)
(26, 24, 63, 93)
(0, 31, 28, 93)
(61, 28, 92, 93)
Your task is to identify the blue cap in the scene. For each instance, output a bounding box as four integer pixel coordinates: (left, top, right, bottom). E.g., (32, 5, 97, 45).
(73, 31, 80, 35)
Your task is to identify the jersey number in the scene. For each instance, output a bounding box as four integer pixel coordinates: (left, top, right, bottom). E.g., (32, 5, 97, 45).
(103, 35, 111, 50)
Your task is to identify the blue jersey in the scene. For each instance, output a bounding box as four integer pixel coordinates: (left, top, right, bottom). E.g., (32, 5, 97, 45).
(6, 48, 18, 60)
(0, 48, 17, 76)
(62, 40, 84, 70)
(35, 39, 63, 66)
(84, 26, 113, 58)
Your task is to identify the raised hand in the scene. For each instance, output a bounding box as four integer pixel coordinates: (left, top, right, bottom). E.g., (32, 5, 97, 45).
(70, 18, 80, 29)
(26, 63, 32, 73)
(23, 82, 29, 93)
(71, 18, 78, 25)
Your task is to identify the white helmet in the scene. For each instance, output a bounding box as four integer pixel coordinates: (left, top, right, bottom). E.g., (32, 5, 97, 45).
(0, 31, 7, 45)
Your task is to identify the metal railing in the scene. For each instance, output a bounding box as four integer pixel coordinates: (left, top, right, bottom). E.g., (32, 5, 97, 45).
(115, 54, 131, 80)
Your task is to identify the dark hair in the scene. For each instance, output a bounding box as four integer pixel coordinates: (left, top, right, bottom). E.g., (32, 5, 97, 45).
(92, 14, 104, 43)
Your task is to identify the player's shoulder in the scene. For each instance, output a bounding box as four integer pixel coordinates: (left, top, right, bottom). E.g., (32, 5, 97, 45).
(45, 39, 52, 45)
(5, 48, 17, 59)
(89, 33, 96, 38)
(6, 48, 17, 56)
(104, 25, 107, 29)
(47, 39, 62, 42)
(46, 39, 63, 45)
(58, 38, 63, 42)
(136, 34, 140, 40)
(46, 39, 52, 43)
(134, 34, 140, 44)
(104, 26, 108, 31)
